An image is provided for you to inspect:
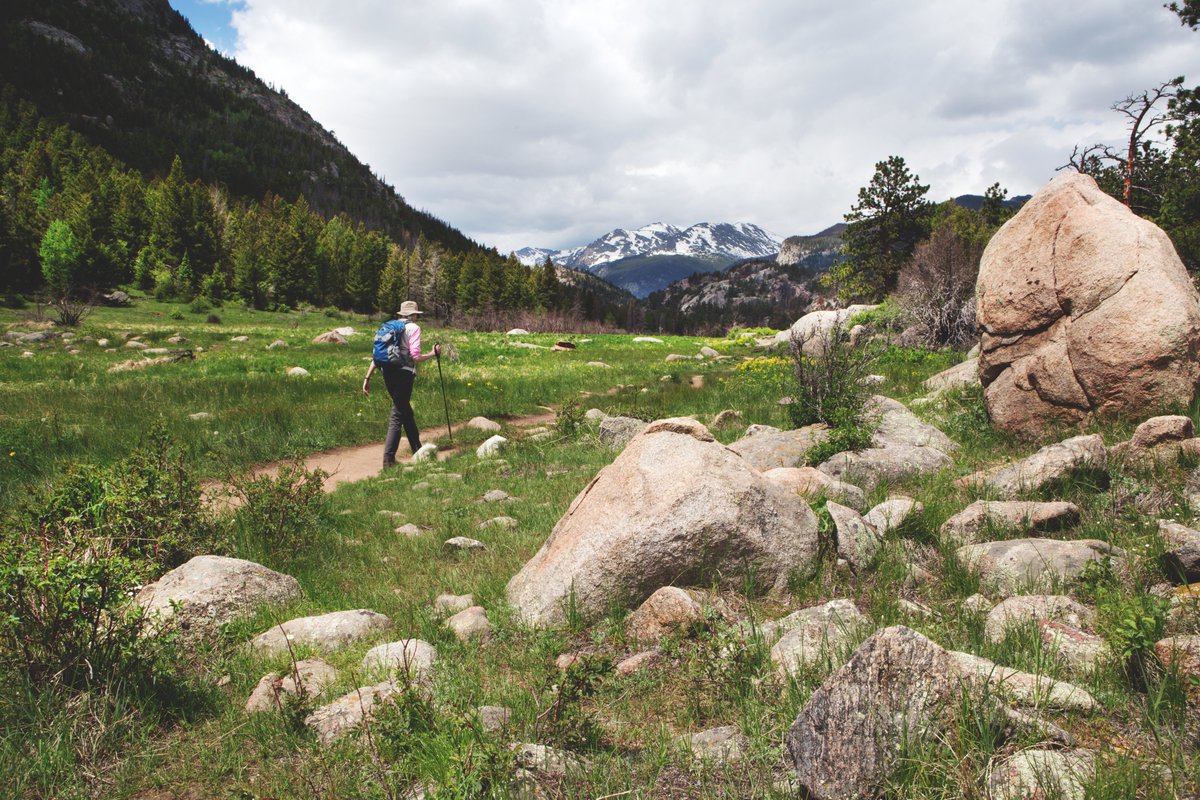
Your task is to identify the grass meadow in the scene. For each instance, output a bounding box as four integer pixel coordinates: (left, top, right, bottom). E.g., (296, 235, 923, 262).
(1, 295, 1197, 799)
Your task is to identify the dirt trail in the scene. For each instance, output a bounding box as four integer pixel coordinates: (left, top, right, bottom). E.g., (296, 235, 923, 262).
(204, 409, 557, 510)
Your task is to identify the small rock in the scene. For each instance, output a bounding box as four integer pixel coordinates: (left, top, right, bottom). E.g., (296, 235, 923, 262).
(960, 434, 1107, 498)
(986, 748, 1095, 800)
(633, 336, 663, 343)
(584, 408, 607, 421)
(1159, 519, 1200, 584)
(711, 409, 743, 427)
(863, 496, 922, 536)
(481, 489, 513, 503)
(248, 609, 394, 657)
(96, 338, 109, 347)
(476, 435, 507, 458)
(681, 725, 747, 766)
(827, 501, 882, 571)
(478, 705, 512, 734)
(245, 658, 340, 713)
(506, 328, 529, 335)
(230, 335, 249, 342)
(984, 595, 1094, 644)
(412, 443, 438, 462)
(445, 606, 493, 642)
(1040, 620, 1110, 673)
(188, 411, 212, 421)
(287, 366, 310, 377)
(312, 331, 348, 345)
(360, 639, 438, 680)
(267, 339, 287, 349)
(468, 417, 502, 433)
(615, 650, 660, 677)
(769, 599, 870, 678)
(555, 652, 581, 671)
(510, 743, 584, 777)
(586, 361, 611, 368)
(394, 524, 422, 536)
(962, 594, 993, 615)
(897, 599, 936, 619)
(665, 354, 690, 362)
(305, 679, 401, 745)
(445, 536, 486, 550)
(478, 516, 517, 530)
(1132, 415, 1195, 449)
(626, 586, 706, 644)
(434, 594, 474, 616)
(761, 466, 866, 511)
(699, 346, 720, 358)
(941, 501, 1081, 546)
(598, 416, 649, 449)
(125, 340, 148, 349)
(957, 538, 1122, 596)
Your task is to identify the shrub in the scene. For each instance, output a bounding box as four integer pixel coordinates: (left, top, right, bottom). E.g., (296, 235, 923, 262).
(895, 220, 983, 348)
(231, 463, 328, 556)
(168, 309, 184, 320)
(787, 324, 874, 430)
(188, 297, 211, 314)
(205, 313, 222, 324)
(555, 399, 584, 436)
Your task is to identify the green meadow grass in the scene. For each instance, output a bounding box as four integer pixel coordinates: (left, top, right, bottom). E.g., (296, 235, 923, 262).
(2, 302, 1198, 799)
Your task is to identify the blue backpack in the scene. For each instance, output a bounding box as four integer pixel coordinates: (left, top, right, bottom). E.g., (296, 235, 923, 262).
(372, 320, 414, 368)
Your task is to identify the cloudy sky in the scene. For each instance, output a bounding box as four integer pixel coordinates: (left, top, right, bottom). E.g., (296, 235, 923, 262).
(174, 0, 1200, 253)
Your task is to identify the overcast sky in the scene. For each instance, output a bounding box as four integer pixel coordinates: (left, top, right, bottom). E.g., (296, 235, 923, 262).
(175, 0, 1200, 253)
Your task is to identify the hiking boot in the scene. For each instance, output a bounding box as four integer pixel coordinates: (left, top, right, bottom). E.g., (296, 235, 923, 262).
(382, 459, 398, 469)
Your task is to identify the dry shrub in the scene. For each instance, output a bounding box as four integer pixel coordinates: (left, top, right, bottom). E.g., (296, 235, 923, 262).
(896, 224, 982, 348)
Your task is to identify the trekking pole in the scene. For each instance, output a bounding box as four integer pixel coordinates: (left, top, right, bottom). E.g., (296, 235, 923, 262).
(435, 346, 453, 444)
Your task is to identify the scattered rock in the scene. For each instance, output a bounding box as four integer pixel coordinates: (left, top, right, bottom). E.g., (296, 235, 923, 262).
(510, 743, 584, 777)
(445, 536, 486, 550)
(958, 538, 1122, 596)
(984, 595, 1095, 643)
(96, 338, 109, 347)
(305, 679, 400, 745)
(507, 418, 820, 627)
(135, 556, 302, 640)
(412, 443, 438, 462)
(476, 435, 507, 458)
(312, 331, 347, 344)
(681, 725, 747, 766)
(584, 408, 607, 422)
(699, 346, 720, 358)
(230, 335, 249, 342)
(506, 328, 529, 335)
(986, 748, 1095, 800)
(188, 411, 212, 421)
(445, 606, 493, 642)
(867, 395, 959, 453)
(819, 443, 953, 492)
(960, 435, 1107, 498)
(434, 594, 474, 616)
(166, 335, 187, 344)
(665, 353, 691, 362)
(625, 586, 706, 644)
(1133, 415, 1195, 449)
(1153, 635, 1200, 685)
(248, 610, 393, 657)
(125, 340, 148, 349)
(586, 361, 611, 368)
(468, 416, 502, 432)
(728, 424, 830, 471)
(962, 594, 994, 615)
(598, 416, 649, 450)
(827, 501, 882, 571)
(287, 366, 310, 377)
(863, 496, 922, 536)
(245, 658, 340, 713)
(478, 705, 512, 734)
(481, 489, 513, 503)
(770, 599, 870, 678)
(394, 523, 422, 536)
(1040, 621, 1110, 673)
(267, 339, 287, 349)
(761, 467, 867, 511)
(615, 650, 661, 677)
(711, 409, 743, 427)
(976, 172, 1200, 437)
(1158, 519, 1200, 584)
(941, 501, 1081, 546)
(360, 639, 438, 680)
(478, 516, 516, 530)
(922, 358, 980, 394)
(774, 305, 878, 354)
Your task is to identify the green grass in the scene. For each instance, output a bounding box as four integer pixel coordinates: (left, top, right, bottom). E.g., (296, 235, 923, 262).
(2, 303, 1199, 799)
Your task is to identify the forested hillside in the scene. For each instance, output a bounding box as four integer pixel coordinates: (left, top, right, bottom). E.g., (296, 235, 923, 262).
(0, 0, 632, 325)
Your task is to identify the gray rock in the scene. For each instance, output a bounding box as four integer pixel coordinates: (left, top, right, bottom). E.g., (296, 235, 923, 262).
(506, 328, 530, 335)
(962, 594, 994, 615)
(1039, 621, 1110, 673)
(434, 594, 474, 616)
(510, 743, 584, 777)
(305, 679, 401, 745)
(287, 366, 309, 377)
(507, 418, 820, 627)
(699, 346, 720, 358)
(625, 586, 705, 644)
(135, 555, 302, 639)
(614, 649, 661, 677)
(819, 443, 953, 491)
(941, 501, 1081, 546)
(245, 658, 340, 713)
(761, 467, 867, 511)
(412, 443, 438, 462)
(1132, 415, 1195, 448)
(863, 496, 922, 536)
(949, 650, 1097, 711)
(1158, 519, 1200, 584)
(445, 536, 486, 550)
(984, 595, 1094, 643)
(598, 416, 649, 449)
(478, 516, 516, 530)
(727, 424, 830, 471)
(769, 599, 869, 678)
(681, 725, 747, 766)
(445, 606, 493, 642)
(248, 609, 393, 657)
(986, 749, 1095, 800)
(957, 538, 1122, 596)
(312, 331, 347, 344)
(478, 705, 512, 734)
(394, 524, 423, 536)
(922, 358, 980, 394)
(188, 411, 212, 421)
(633, 336, 663, 343)
(584, 408, 607, 422)
(360, 639, 438, 680)
(867, 395, 959, 453)
(230, 335, 249, 342)
(19, 331, 52, 343)
(827, 501, 882, 571)
(711, 409, 743, 427)
(481, 489, 513, 503)
(775, 305, 878, 353)
(963, 434, 1107, 498)
(267, 339, 287, 349)
(467, 416, 502, 433)
(125, 339, 148, 349)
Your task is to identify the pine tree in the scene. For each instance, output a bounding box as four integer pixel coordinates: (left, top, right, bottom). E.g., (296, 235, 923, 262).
(39, 219, 78, 296)
(535, 256, 561, 310)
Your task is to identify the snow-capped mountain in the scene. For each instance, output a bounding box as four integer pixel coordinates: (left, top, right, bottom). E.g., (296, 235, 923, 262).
(515, 222, 782, 297)
(516, 222, 782, 270)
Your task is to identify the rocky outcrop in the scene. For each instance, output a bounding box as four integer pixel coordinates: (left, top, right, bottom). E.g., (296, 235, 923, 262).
(135, 556, 302, 639)
(506, 418, 820, 627)
(976, 172, 1200, 437)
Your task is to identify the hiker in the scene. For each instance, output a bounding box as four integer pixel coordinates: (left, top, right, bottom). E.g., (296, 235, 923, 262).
(362, 300, 441, 466)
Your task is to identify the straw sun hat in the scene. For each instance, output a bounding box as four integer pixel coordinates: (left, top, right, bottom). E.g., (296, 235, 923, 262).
(397, 300, 424, 317)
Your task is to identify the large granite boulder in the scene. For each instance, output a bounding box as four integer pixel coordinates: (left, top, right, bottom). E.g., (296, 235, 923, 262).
(774, 305, 878, 353)
(957, 538, 1122, 596)
(960, 434, 1107, 498)
(940, 500, 1081, 546)
(506, 418, 820, 627)
(135, 556, 302, 639)
(728, 424, 829, 471)
(976, 172, 1200, 437)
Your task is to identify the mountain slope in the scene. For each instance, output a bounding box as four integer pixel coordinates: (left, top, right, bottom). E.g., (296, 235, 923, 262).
(0, 0, 474, 252)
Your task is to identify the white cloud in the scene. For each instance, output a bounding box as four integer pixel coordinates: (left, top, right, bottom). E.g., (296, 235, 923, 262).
(229, 0, 1200, 253)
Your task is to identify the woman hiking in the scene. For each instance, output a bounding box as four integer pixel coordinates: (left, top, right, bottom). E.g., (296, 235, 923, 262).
(362, 300, 441, 466)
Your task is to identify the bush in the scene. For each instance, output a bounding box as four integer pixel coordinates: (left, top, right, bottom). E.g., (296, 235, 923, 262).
(205, 313, 222, 324)
(895, 220, 983, 348)
(231, 463, 328, 556)
(555, 399, 584, 436)
(787, 324, 874, 430)
(188, 297, 211, 314)
(168, 309, 184, 320)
